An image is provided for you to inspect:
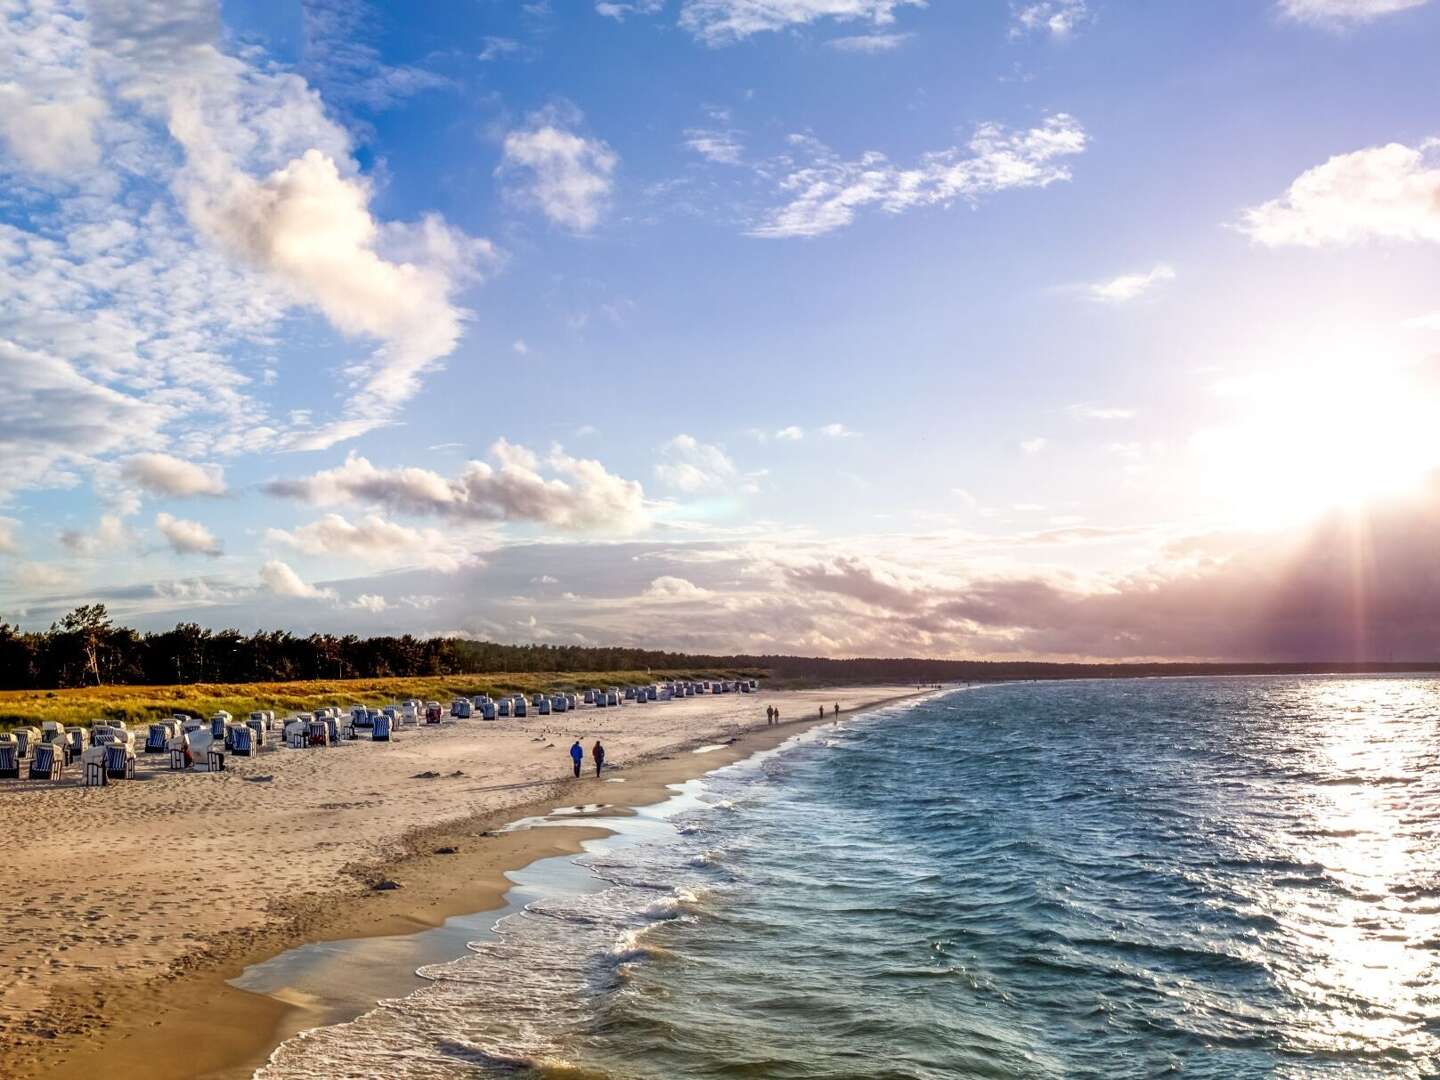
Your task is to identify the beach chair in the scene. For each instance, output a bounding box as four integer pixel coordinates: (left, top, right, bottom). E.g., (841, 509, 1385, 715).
(372, 713, 392, 742)
(41, 721, 64, 744)
(206, 747, 225, 771)
(283, 720, 306, 749)
(550, 695, 566, 714)
(145, 723, 171, 753)
(103, 743, 135, 781)
(245, 718, 267, 748)
(230, 725, 254, 757)
(12, 727, 39, 759)
(480, 700, 496, 720)
(497, 698, 510, 718)
(64, 727, 85, 763)
(537, 697, 551, 715)
(80, 746, 108, 786)
(308, 720, 329, 747)
(168, 734, 193, 770)
(28, 741, 62, 780)
(0, 735, 18, 779)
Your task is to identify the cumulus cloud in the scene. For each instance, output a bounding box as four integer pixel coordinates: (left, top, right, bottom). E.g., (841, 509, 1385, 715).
(643, 575, 713, 600)
(156, 512, 222, 556)
(266, 512, 479, 572)
(61, 514, 134, 557)
(596, 0, 665, 19)
(265, 441, 648, 531)
(655, 435, 738, 493)
(1086, 264, 1176, 303)
(1240, 140, 1440, 246)
(0, 516, 20, 556)
(350, 592, 388, 612)
(500, 112, 618, 232)
(751, 114, 1087, 238)
(121, 453, 227, 497)
(1010, 0, 1090, 37)
(1277, 0, 1430, 21)
(260, 559, 335, 600)
(679, 0, 925, 45)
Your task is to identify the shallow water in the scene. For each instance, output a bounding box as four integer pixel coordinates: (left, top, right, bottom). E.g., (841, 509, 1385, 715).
(256, 677, 1440, 1078)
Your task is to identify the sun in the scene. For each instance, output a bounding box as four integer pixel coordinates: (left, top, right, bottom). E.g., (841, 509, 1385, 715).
(1191, 363, 1440, 528)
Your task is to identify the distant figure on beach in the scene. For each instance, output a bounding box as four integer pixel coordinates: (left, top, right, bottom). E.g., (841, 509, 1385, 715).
(774, 707, 780, 723)
(818, 705, 824, 719)
(766, 705, 774, 725)
(592, 739, 606, 778)
(570, 739, 583, 778)
(833, 703, 839, 717)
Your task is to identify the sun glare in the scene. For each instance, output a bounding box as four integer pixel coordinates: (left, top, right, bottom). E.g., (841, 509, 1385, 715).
(1191, 364, 1440, 528)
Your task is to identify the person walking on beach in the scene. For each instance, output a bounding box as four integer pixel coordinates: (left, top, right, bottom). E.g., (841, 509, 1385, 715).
(569, 739, 584, 778)
(833, 703, 840, 717)
(766, 705, 774, 725)
(592, 739, 606, 778)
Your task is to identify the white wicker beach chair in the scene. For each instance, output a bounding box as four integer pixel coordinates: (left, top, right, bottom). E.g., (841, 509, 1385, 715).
(102, 743, 135, 781)
(12, 726, 39, 758)
(0, 735, 18, 779)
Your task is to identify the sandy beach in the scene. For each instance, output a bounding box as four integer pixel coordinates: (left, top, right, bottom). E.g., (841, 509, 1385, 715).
(0, 685, 918, 1079)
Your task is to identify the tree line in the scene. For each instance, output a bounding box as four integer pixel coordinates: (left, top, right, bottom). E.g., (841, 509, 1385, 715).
(1, 605, 1435, 691)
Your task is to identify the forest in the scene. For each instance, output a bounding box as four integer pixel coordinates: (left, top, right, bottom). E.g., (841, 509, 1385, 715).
(1, 605, 1435, 691)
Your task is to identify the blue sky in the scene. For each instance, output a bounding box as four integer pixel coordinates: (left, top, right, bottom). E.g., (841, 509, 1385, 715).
(2, 0, 1439, 660)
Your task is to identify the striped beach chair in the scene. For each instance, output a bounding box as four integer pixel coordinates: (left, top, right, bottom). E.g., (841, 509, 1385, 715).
(145, 723, 171, 754)
(308, 719, 330, 747)
(64, 727, 85, 764)
(28, 741, 62, 780)
(103, 743, 136, 781)
(0, 735, 18, 779)
(12, 727, 38, 759)
(229, 724, 254, 757)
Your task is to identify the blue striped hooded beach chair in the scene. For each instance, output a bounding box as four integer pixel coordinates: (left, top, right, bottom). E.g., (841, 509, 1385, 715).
(28, 742, 62, 780)
(103, 744, 135, 780)
(0, 737, 18, 779)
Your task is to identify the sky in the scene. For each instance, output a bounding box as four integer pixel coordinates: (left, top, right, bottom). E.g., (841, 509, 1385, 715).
(1, 0, 1439, 661)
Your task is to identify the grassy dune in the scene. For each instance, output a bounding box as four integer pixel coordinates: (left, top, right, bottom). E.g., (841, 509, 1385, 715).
(0, 670, 757, 730)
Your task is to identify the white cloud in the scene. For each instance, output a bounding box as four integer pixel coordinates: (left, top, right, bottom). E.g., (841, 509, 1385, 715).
(1277, 0, 1430, 21)
(775, 425, 805, 441)
(260, 559, 336, 600)
(596, 0, 665, 19)
(0, 516, 18, 555)
(500, 112, 618, 232)
(826, 31, 912, 50)
(1069, 404, 1136, 421)
(643, 575, 713, 600)
(685, 128, 745, 165)
(266, 512, 479, 572)
(1021, 437, 1049, 455)
(479, 36, 523, 61)
(512, 338, 530, 354)
(751, 114, 1087, 238)
(679, 0, 925, 45)
(60, 514, 134, 557)
(121, 453, 227, 497)
(266, 441, 649, 531)
(1239, 140, 1440, 246)
(818, 422, 859, 437)
(156, 512, 222, 556)
(1086, 264, 1176, 303)
(1010, 1, 1090, 38)
(350, 592, 388, 613)
(655, 434, 738, 493)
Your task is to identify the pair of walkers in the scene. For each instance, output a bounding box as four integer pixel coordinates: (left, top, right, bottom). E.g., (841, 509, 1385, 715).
(570, 739, 605, 778)
(766, 705, 782, 725)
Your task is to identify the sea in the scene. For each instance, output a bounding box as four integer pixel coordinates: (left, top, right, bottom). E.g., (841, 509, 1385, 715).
(255, 676, 1440, 1079)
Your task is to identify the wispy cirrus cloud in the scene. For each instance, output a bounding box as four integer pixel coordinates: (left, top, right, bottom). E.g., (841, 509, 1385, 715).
(1277, 0, 1430, 23)
(1010, 0, 1090, 38)
(749, 114, 1087, 238)
(678, 0, 926, 46)
(826, 31, 913, 50)
(1086, 264, 1176, 303)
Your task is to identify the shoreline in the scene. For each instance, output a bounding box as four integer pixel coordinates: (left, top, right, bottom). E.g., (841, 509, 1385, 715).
(23, 686, 928, 1080)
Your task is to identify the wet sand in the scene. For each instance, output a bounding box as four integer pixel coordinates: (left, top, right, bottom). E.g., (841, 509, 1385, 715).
(2, 686, 919, 1079)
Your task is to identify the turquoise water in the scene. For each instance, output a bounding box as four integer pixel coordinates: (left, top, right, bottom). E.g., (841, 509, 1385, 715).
(259, 677, 1440, 1078)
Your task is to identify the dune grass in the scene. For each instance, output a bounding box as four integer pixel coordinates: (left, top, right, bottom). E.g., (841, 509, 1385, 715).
(0, 670, 760, 730)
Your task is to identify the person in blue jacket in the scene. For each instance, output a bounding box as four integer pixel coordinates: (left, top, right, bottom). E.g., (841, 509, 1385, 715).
(570, 739, 584, 778)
